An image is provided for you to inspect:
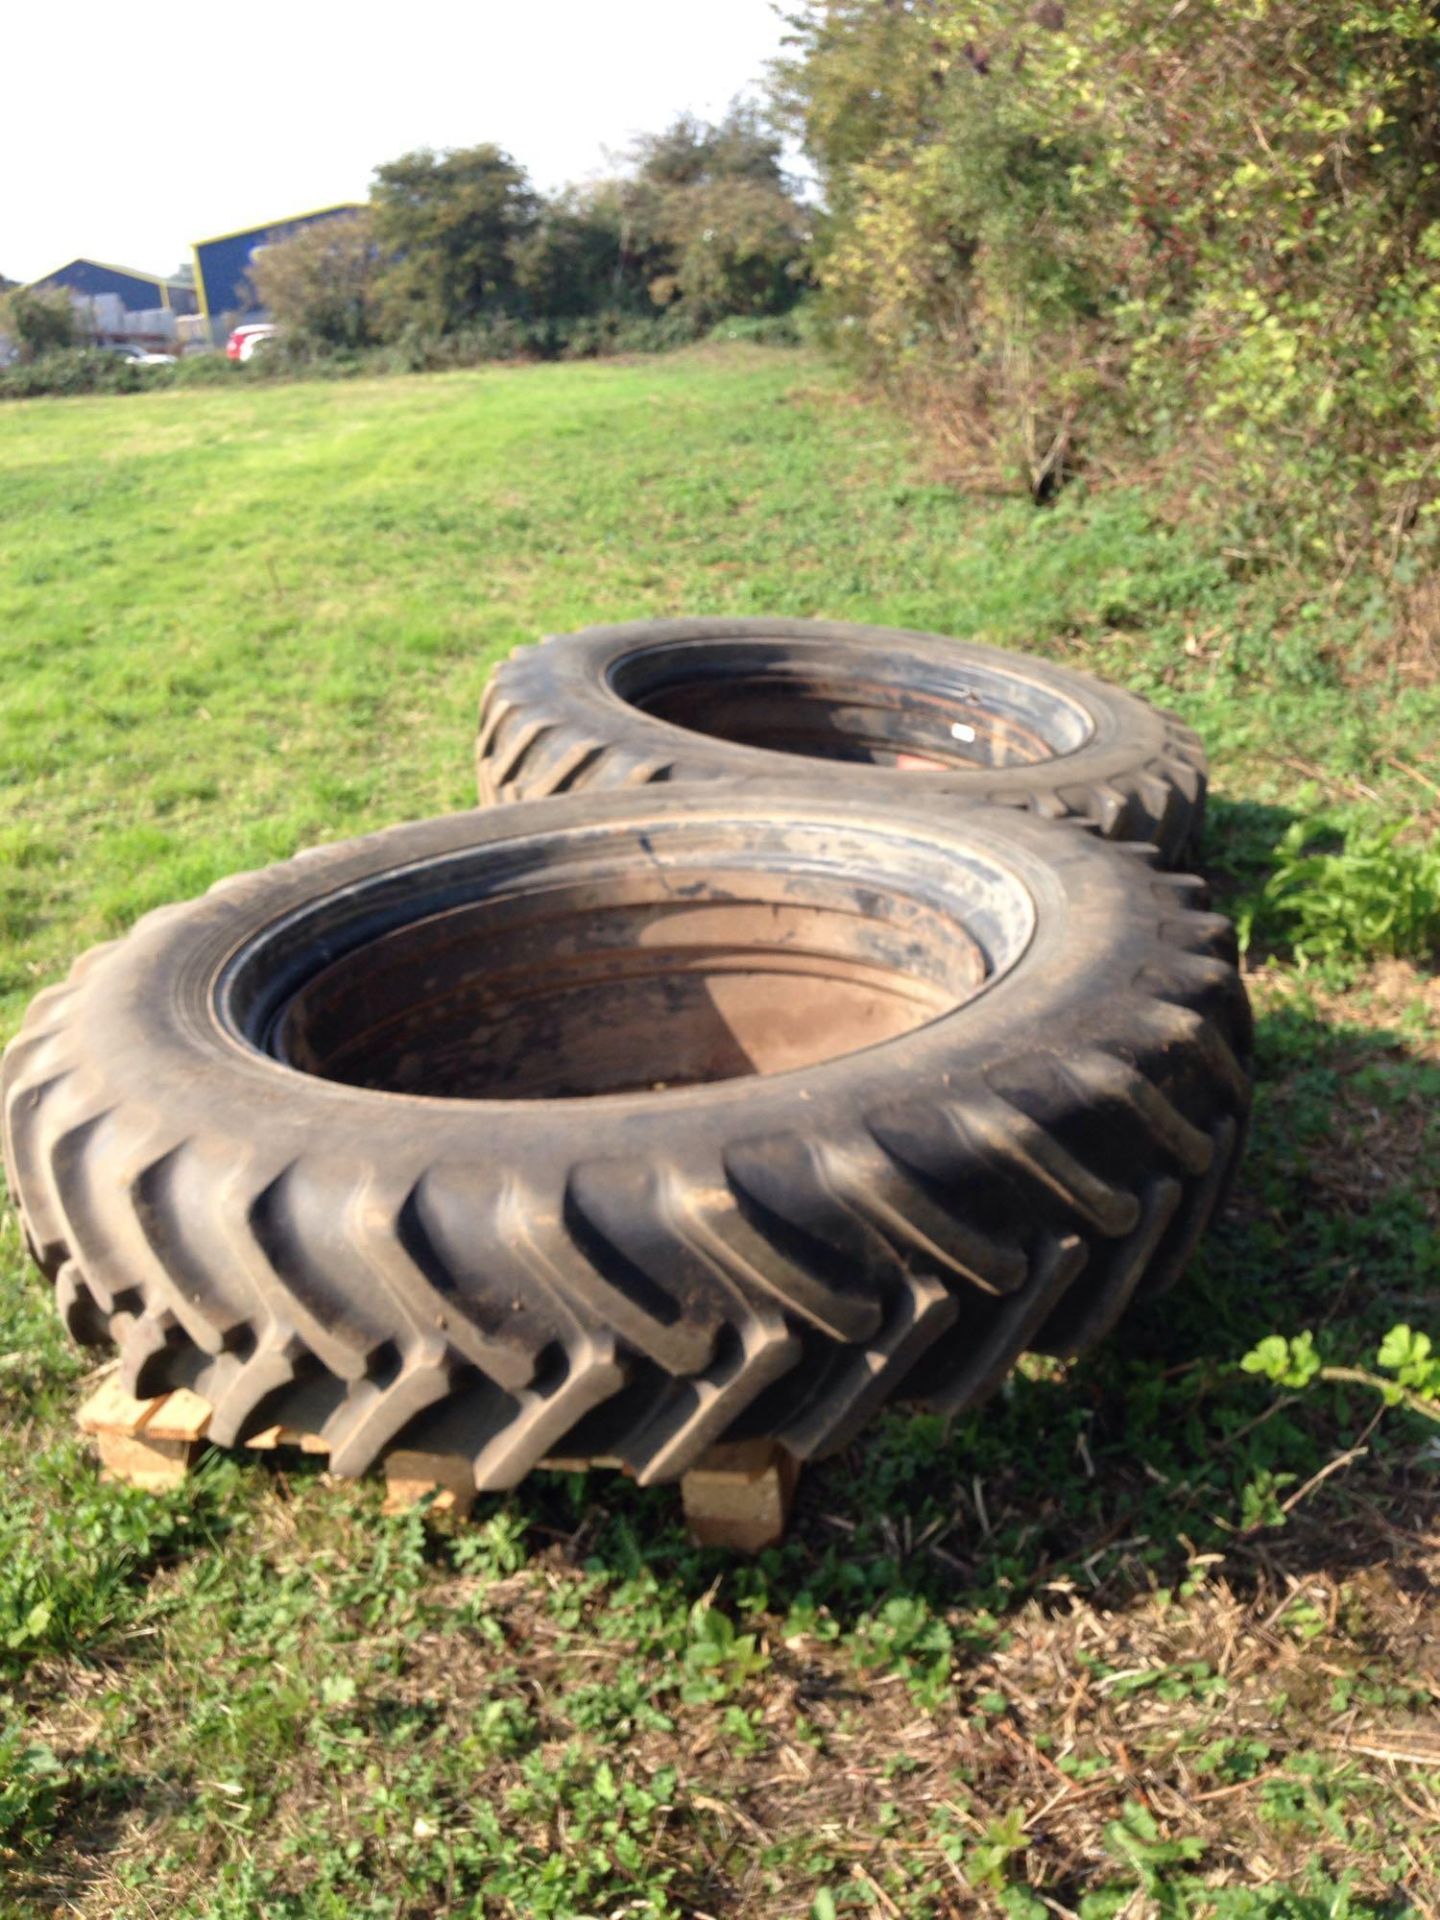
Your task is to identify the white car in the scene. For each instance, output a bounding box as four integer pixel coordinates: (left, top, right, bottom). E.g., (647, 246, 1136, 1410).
(100, 342, 174, 366)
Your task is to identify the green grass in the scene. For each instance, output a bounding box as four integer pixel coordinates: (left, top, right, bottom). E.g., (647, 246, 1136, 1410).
(2, 346, 1437, 1917)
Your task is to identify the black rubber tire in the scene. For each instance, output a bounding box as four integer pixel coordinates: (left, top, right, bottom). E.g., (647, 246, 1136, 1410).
(476, 618, 1208, 866)
(2, 792, 1250, 1489)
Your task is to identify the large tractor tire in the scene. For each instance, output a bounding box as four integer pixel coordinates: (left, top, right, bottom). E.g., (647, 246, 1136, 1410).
(2, 791, 1249, 1489)
(476, 618, 1208, 866)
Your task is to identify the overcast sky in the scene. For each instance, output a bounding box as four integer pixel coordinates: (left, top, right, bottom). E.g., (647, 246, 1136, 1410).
(2, 0, 795, 284)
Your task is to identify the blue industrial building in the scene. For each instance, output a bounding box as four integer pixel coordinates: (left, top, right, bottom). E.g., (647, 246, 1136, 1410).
(29, 258, 198, 315)
(192, 204, 364, 341)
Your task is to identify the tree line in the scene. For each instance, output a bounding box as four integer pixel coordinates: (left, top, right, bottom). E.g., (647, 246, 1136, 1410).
(249, 106, 810, 360)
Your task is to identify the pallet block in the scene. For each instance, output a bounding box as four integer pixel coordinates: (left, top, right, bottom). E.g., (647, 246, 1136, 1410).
(74, 1372, 799, 1550)
(680, 1439, 802, 1554)
(77, 1373, 211, 1491)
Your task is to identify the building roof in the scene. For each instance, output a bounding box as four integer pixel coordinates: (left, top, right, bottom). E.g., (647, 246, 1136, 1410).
(191, 203, 364, 249)
(28, 256, 192, 293)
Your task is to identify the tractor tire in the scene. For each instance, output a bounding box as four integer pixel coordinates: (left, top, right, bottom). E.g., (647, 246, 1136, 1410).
(2, 791, 1249, 1489)
(476, 618, 1208, 866)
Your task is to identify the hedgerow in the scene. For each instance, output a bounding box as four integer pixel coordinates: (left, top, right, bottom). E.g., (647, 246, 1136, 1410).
(778, 1, 1440, 556)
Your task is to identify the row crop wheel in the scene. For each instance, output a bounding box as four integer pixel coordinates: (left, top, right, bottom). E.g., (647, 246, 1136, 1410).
(477, 618, 1208, 865)
(3, 789, 1250, 1489)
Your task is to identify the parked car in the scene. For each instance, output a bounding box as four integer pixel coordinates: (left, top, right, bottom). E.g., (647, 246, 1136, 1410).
(99, 342, 174, 366)
(226, 323, 278, 363)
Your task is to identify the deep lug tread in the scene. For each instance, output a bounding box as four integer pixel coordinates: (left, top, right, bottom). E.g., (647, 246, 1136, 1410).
(959, 1091, 1140, 1237)
(55, 1261, 112, 1347)
(1128, 991, 1253, 1105)
(540, 743, 608, 796)
(474, 684, 515, 765)
(914, 1234, 1088, 1412)
(390, 1178, 536, 1391)
(487, 718, 556, 797)
(324, 1352, 461, 1476)
(779, 1271, 957, 1460)
(863, 1102, 1029, 1295)
(1027, 792, 1070, 821)
(563, 1159, 725, 1372)
(204, 1325, 311, 1448)
(245, 1165, 377, 1381)
(721, 1135, 887, 1344)
(4, 781, 1250, 1488)
(1032, 1176, 1182, 1358)
(1137, 1115, 1242, 1303)
(122, 1307, 193, 1400)
(841, 1138, 1025, 1297)
(620, 757, 673, 788)
(1152, 873, 1211, 910)
(726, 1133, 907, 1298)
(469, 1333, 628, 1490)
(130, 1144, 255, 1351)
(624, 1315, 802, 1484)
(1060, 1052, 1215, 1176)
(404, 1168, 588, 1360)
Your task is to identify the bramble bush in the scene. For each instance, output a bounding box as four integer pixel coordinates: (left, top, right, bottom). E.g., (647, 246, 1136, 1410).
(777, 1, 1440, 555)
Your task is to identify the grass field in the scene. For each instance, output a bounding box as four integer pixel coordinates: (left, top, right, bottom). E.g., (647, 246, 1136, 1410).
(2, 346, 1437, 1919)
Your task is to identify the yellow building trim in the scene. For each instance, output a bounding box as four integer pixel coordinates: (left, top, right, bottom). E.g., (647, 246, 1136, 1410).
(192, 245, 211, 328)
(23, 257, 187, 299)
(190, 202, 365, 250)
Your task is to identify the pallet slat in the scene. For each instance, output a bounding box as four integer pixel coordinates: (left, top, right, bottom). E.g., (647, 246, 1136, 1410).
(77, 1373, 164, 1438)
(74, 1372, 798, 1549)
(139, 1387, 213, 1444)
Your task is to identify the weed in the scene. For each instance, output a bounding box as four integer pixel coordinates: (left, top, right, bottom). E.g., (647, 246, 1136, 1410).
(1242, 1322, 1440, 1482)
(680, 1602, 771, 1704)
(0, 1715, 68, 1858)
(0, 1450, 230, 1673)
(852, 1594, 954, 1710)
(1243, 812, 1440, 968)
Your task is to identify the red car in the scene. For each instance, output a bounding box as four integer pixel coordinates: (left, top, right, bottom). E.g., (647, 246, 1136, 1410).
(226, 323, 277, 362)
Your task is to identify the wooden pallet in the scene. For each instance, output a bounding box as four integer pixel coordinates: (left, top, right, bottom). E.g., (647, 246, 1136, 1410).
(75, 1370, 800, 1552)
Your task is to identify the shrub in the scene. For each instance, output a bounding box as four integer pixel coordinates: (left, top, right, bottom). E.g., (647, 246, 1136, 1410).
(0, 285, 75, 361)
(0, 349, 173, 401)
(511, 189, 631, 321)
(247, 210, 383, 352)
(777, 1, 1440, 548)
(553, 309, 702, 359)
(623, 106, 812, 328)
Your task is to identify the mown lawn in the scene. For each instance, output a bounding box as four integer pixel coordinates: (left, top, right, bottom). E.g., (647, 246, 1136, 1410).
(2, 346, 1437, 1918)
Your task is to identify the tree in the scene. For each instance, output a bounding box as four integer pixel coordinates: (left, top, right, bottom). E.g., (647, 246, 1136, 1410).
(621, 103, 810, 322)
(0, 284, 75, 361)
(511, 187, 631, 320)
(631, 103, 790, 191)
(370, 144, 538, 336)
(248, 211, 383, 352)
(650, 175, 810, 322)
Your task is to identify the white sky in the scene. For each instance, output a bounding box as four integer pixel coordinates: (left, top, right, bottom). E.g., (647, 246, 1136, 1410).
(1, 0, 795, 284)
